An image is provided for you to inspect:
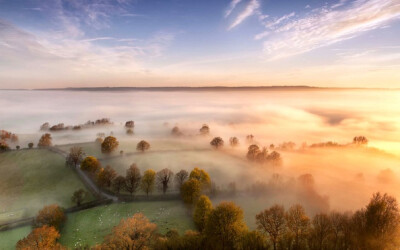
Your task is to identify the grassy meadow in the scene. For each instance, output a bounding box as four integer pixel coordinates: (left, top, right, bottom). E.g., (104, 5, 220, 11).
(0, 149, 93, 222)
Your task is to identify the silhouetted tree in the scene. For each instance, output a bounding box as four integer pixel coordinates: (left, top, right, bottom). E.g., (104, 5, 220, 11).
(125, 120, 134, 128)
(310, 213, 332, 250)
(267, 151, 283, 166)
(199, 124, 210, 135)
(246, 134, 254, 143)
(71, 189, 87, 206)
(229, 137, 239, 147)
(66, 146, 85, 168)
(112, 176, 126, 194)
(175, 169, 189, 189)
(247, 144, 260, 161)
(137, 140, 150, 152)
(353, 136, 368, 145)
(157, 168, 174, 194)
(171, 126, 183, 136)
(28, 142, 34, 149)
(210, 137, 224, 149)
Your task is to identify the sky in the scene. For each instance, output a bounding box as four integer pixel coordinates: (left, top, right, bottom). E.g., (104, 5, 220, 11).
(0, 0, 399, 89)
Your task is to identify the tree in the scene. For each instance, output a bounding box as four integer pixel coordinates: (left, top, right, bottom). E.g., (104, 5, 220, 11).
(125, 120, 135, 128)
(193, 195, 213, 231)
(246, 134, 254, 143)
(66, 146, 85, 168)
(16, 225, 64, 250)
(34, 204, 66, 230)
(125, 164, 142, 196)
(141, 169, 156, 196)
(16, 145, 20, 150)
(353, 192, 400, 249)
(239, 231, 267, 250)
(101, 136, 119, 154)
(71, 189, 87, 206)
(255, 147, 268, 163)
(40, 122, 50, 131)
(28, 142, 34, 149)
(96, 166, 117, 188)
(285, 204, 310, 249)
(171, 126, 183, 136)
(310, 213, 332, 250)
(112, 176, 126, 194)
(247, 144, 260, 161)
(210, 137, 224, 149)
(175, 169, 189, 189)
(189, 167, 211, 189)
(267, 151, 283, 166)
(199, 124, 210, 135)
(80, 156, 100, 173)
(38, 133, 52, 147)
(100, 213, 157, 249)
(204, 201, 248, 249)
(256, 205, 286, 250)
(0, 140, 10, 152)
(353, 136, 368, 145)
(126, 128, 134, 135)
(156, 168, 174, 194)
(181, 179, 201, 205)
(137, 140, 150, 152)
(229, 137, 239, 147)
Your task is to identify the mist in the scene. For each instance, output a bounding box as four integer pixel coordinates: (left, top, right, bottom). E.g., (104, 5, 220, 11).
(1, 89, 400, 223)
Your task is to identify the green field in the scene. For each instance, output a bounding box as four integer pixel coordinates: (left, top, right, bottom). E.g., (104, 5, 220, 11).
(59, 201, 195, 248)
(0, 226, 31, 250)
(0, 149, 94, 222)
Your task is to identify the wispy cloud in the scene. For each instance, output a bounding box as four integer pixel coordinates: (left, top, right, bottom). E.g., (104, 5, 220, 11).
(256, 0, 400, 59)
(225, 0, 242, 18)
(228, 0, 260, 30)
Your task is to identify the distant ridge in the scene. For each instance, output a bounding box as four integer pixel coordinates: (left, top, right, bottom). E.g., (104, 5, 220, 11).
(1, 86, 395, 91)
(31, 86, 368, 92)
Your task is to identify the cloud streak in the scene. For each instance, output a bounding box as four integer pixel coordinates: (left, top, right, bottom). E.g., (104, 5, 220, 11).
(228, 0, 260, 30)
(256, 0, 400, 59)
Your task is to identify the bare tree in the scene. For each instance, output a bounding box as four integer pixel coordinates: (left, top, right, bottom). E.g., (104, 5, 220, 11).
(174, 169, 189, 189)
(156, 168, 174, 194)
(66, 147, 85, 168)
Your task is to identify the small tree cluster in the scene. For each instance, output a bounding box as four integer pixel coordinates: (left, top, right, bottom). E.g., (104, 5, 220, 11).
(247, 144, 282, 166)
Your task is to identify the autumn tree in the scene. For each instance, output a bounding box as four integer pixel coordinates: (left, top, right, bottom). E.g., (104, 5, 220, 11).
(193, 195, 213, 232)
(0, 140, 9, 152)
(210, 137, 224, 149)
(101, 136, 119, 154)
(175, 169, 189, 189)
(38, 133, 52, 147)
(137, 140, 150, 152)
(256, 204, 286, 250)
(34, 204, 66, 230)
(80, 156, 100, 173)
(16, 225, 64, 250)
(310, 213, 332, 250)
(199, 124, 210, 135)
(156, 168, 174, 194)
(141, 169, 156, 196)
(96, 165, 117, 188)
(125, 164, 142, 196)
(285, 204, 310, 249)
(181, 179, 201, 205)
(204, 201, 248, 249)
(189, 167, 211, 189)
(71, 189, 87, 206)
(229, 137, 239, 147)
(66, 146, 85, 168)
(352, 192, 400, 249)
(112, 176, 126, 194)
(100, 213, 157, 249)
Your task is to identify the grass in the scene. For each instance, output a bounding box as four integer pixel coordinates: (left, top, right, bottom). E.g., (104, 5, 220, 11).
(0, 226, 31, 250)
(0, 149, 94, 222)
(59, 200, 195, 248)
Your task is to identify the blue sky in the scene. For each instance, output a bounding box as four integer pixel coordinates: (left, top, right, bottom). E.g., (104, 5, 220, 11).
(0, 0, 399, 88)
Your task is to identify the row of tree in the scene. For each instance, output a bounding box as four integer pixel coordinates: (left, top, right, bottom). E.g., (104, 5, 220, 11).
(247, 144, 283, 166)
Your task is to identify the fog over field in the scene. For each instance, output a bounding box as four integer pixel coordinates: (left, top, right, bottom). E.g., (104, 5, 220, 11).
(1, 89, 400, 217)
